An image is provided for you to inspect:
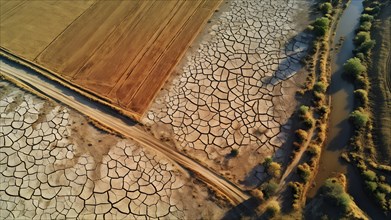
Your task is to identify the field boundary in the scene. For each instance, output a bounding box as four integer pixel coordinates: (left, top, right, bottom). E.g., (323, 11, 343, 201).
(0, 47, 141, 121)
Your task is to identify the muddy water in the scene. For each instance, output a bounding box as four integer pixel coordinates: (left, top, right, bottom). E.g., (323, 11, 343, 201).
(307, 0, 386, 218)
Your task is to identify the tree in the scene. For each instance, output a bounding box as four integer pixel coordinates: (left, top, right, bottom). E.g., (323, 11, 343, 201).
(265, 200, 281, 217)
(295, 129, 308, 144)
(343, 57, 366, 78)
(349, 109, 369, 128)
(358, 21, 372, 31)
(267, 162, 281, 178)
(356, 39, 375, 54)
(299, 105, 310, 116)
(320, 2, 333, 15)
(362, 170, 377, 181)
(262, 181, 279, 198)
(360, 14, 374, 23)
(314, 81, 327, 93)
(313, 17, 330, 36)
(354, 89, 368, 107)
(354, 31, 371, 45)
(297, 163, 311, 182)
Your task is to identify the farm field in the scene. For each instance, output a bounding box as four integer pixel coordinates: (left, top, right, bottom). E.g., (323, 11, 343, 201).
(0, 0, 222, 120)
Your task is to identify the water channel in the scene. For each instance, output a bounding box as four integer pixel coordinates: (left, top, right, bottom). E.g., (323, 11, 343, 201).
(307, 0, 386, 218)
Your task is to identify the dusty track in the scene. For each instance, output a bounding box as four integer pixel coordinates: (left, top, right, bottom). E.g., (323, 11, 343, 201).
(0, 60, 250, 205)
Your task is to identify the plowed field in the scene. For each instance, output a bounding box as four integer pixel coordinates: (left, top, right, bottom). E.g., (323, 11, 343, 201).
(0, 0, 222, 120)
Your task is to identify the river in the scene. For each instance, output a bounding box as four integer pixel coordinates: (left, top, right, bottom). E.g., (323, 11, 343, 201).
(307, 0, 386, 218)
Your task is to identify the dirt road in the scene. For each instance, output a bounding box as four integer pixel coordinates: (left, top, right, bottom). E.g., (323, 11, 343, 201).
(0, 59, 250, 205)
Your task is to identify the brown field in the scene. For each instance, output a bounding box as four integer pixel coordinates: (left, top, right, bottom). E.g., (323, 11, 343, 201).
(0, 0, 222, 120)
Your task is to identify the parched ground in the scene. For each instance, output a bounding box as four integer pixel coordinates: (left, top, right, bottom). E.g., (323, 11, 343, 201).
(0, 81, 227, 219)
(0, 0, 221, 119)
(143, 0, 311, 188)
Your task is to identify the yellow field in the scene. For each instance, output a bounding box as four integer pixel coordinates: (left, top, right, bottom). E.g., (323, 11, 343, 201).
(0, 0, 222, 120)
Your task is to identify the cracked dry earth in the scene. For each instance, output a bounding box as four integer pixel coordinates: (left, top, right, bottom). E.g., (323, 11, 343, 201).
(0, 82, 226, 219)
(143, 0, 311, 186)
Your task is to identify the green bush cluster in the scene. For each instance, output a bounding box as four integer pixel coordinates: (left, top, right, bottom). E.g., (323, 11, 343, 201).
(307, 143, 321, 156)
(288, 182, 303, 210)
(298, 105, 310, 116)
(297, 163, 311, 182)
(354, 13, 377, 55)
(265, 200, 281, 217)
(320, 2, 332, 15)
(321, 178, 353, 213)
(360, 14, 374, 23)
(295, 129, 308, 144)
(354, 31, 371, 45)
(318, 105, 329, 117)
(298, 105, 315, 129)
(358, 21, 372, 31)
(343, 57, 366, 79)
(262, 181, 279, 198)
(313, 17, 330, 36)
(346, 0, 391, 213)
(354, 75, 370, 90)
(354, 89, 368, 107)
(361, 168, 390, 210)
(313, 81, 327, 93)
(267, 162, 282, 178)
(349, 109, 369, 128)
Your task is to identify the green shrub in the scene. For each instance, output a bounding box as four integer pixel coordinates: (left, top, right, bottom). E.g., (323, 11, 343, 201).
(354, 31, 371, 45)
(314, 81, 327, 93)
(358, 21, 372, 31)
(304, 117, 315, 129)
(313, 17, 330, 36)
(360, 14, 374, 23)
(336, 193, 352, 213)
(365, 181, 378, 191)
(299, 105, 310, 116)
(374, 192, 387, 209)
(267, 162, 282, 178)
(265, 200, 281, 217)
(356, 52, 365, 61)
(364, 6, 380, 15)
(356, 39, 375, 54)
(320, 2, 333, 14)
(321, 178, 352, 213)
(343, 57, 366, 79)
(378, 183, 391, 194)
(313, 91, 326, 104)
(362, 170, 377, 181)
(295, 129, 308, 144)
(355, 75, 370, 90)
(318, 105, 329, 116)
(262, 181, 279, 198)
(349, 110, 369, 128)
(297, 163, 311, 182)
(263, 157, 273, 167)
(354, 89, 368, 107)
(307, 143, 321, 156)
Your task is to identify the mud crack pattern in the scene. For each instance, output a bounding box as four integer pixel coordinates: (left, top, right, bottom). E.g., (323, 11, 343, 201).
(144, 0, 309, 165)
(0, 85, 186, 219)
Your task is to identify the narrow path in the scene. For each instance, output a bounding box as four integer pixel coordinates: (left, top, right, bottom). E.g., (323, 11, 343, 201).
(0, 60, 250, 205)
(278, 126, 315, 189)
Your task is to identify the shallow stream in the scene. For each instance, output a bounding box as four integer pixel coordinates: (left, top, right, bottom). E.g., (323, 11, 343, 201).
(307, 0, 386, 218)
